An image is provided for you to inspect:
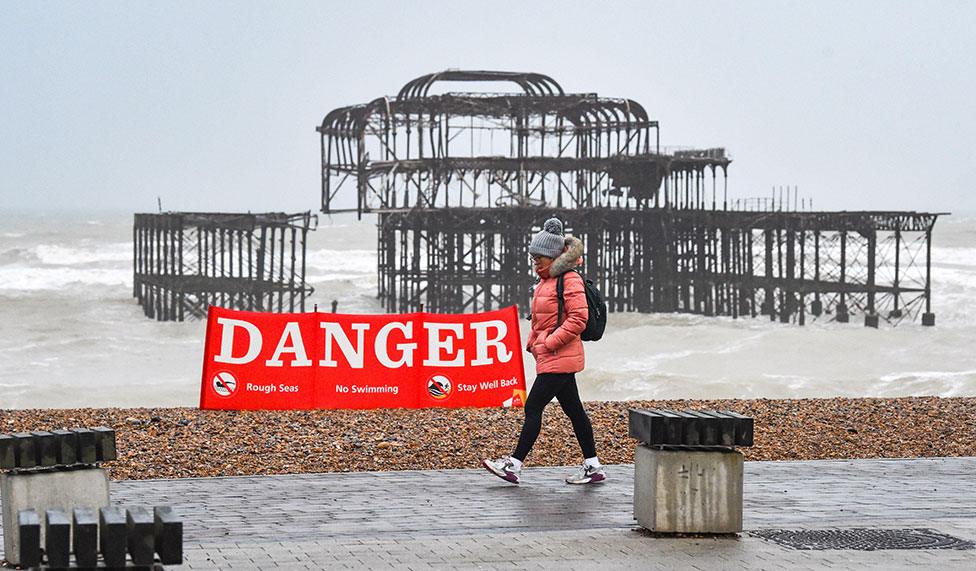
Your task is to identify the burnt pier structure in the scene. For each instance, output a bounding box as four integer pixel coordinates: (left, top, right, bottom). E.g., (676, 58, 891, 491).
(317, 70, 941, 326)
(133, 212, 315, 321)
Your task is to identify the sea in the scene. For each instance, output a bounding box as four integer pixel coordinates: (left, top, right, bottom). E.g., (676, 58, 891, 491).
(1, 210, 974, 409)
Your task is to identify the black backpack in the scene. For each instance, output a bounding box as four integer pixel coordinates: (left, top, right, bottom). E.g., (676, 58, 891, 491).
(555, 269, 607, 341)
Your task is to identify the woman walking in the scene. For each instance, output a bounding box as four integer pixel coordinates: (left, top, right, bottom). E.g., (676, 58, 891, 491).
(482, 218, 605, 485)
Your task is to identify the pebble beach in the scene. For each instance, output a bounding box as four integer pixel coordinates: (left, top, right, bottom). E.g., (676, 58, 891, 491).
(2, 397, 973, 480)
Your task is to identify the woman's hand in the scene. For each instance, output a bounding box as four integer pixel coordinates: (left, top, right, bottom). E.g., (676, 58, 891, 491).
(537, 337, 556, 356)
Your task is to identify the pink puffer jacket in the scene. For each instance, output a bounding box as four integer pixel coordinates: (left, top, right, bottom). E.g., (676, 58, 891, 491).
(526, 236, 588, 374)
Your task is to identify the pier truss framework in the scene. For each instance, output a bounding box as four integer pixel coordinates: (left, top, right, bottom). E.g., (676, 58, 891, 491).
(318, 70, 731, 214)
(318, 69, 942, 326)
(133, 212, 315, 321)
(377, 208, 939, 326)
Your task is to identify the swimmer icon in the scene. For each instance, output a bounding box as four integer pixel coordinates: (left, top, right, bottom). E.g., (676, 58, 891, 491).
(212, 371, 238, 397)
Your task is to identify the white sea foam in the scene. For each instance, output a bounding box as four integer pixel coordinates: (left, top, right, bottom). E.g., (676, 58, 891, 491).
(306, 273, 377, 283)
(33, 243, 131, 265)
(304, 248, 376, 274)
(0, 266, 131, 290)
(932, 247, 976, 267)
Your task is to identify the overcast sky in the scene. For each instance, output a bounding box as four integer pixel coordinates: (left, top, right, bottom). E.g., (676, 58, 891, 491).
(2, 1, 974, 214)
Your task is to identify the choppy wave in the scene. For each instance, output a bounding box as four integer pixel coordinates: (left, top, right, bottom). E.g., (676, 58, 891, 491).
(932, 246, 976, 267)
(305, 248, 376, 274)
(0, 267, 131, 290)
(0, 242, 131, 266)
(877, 369, 976, 397)
(34, 243, 131, 265)
(306, 273, 376, 284)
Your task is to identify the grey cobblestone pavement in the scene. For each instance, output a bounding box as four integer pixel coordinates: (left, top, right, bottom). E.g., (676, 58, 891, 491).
(4, 457, 976, 569)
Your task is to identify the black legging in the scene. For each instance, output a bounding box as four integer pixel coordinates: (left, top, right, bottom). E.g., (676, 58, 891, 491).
(512, 372, 597, 462)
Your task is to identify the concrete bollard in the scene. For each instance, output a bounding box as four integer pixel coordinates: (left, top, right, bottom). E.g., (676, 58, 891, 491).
(634, 445, 743, 533)
(629, 409, 753, 535)
(0, 427, 187, 569)
(0, 468, 110, 565)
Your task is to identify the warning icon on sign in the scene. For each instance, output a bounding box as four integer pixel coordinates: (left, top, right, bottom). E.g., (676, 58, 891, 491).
(212, 371, 238, 398)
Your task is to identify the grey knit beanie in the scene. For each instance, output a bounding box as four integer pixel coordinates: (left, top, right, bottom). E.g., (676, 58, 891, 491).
(529, 217, 565, 258)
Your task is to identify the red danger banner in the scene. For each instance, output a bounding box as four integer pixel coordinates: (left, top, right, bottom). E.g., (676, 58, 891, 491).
(199, 305, 527, 410)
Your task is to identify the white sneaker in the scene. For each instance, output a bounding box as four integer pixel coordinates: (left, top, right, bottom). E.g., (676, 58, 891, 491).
(565, 464, 606, 485)
(482, 456, 521, 484)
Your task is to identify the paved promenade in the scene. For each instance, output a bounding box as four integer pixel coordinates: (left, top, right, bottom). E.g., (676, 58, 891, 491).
(4, 457, 976, 569)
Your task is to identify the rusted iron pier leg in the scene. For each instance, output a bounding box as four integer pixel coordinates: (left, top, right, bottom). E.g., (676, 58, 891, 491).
(798, 229, 806, 326)
(763, 229, 775, 321)
(922, 228, 936, 326)
(697, 225, 710, 316)
(890, 228, 902, 319)
(836, 231, 850, 323)
(782, 226, 795, 324)
(720, 225, 732, 317)
(811, 230, 823, 316)
(745, 230, 759, 318)
(865, 229, 879, 328)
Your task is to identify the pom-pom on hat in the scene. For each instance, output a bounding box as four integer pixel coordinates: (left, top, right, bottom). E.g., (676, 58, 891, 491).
(529, 217, 565, 258)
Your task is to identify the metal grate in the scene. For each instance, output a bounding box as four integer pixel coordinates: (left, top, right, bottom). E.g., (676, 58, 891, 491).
(751, 528, 975, 551)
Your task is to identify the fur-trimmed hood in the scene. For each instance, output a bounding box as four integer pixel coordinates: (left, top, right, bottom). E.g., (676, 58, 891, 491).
(549, 236, 584, 277)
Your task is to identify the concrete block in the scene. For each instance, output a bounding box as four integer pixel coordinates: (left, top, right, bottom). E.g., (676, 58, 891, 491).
(18, 509, 41, 568)
(864, 313, 879, 328)
(51, 429, 78, 465)
(73, 428, 97, 464)
(13, 433, 36, 469)
(44, 509, 71, 568)
(93, 427, 117, 462)
(0, 434, 14, 470)
(634, 445, 743, 534)
(698, 411, 735, 447)
(0, 468, 110, 565)
(99, 507, 127, 568)
(73, 508, 99, 567)
(127, 506, 155, 565)
(629, 409, 753, 448)
(724, 411, 754, 446)
(922, 312, 936, 326)
(31, 431, 58, 467)
(154, 505, 183, 565)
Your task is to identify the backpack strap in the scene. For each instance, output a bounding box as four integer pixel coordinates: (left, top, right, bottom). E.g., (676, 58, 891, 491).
(553, 273, 565, 335)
